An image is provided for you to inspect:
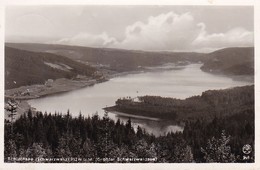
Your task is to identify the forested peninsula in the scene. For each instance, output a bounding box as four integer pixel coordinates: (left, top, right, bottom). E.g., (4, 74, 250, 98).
(105, 85, 254, 122)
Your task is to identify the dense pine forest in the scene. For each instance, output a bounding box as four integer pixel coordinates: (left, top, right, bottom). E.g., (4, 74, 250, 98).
(5, 91, 254, 163)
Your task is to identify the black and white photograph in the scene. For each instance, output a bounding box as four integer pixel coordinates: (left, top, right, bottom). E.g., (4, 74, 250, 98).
(2, 2, 258, 168)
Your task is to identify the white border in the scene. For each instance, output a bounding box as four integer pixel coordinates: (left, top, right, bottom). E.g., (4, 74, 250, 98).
(0, 0, 259, 170)
(0, 0, 256, 5)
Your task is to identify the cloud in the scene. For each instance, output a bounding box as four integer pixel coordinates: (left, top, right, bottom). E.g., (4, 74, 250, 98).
(192, 23, 253, 50)
(53, 11, 253, 52)
(113, 12, 200, 51)
(53, 32, 118, 47)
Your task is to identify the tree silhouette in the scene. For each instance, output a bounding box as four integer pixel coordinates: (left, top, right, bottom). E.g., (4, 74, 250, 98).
(5, 99, 18, 135)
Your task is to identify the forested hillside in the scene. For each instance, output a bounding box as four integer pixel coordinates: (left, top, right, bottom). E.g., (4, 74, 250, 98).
(107, 85, 254, 121)
(5, 47, 97, 89)
(6, 43, 254, 84)
(6, 43, 206, 72)
(201, 47, 254, 76)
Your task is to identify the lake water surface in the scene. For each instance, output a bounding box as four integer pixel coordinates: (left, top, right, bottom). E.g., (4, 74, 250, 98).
(28, 64, 251, 136)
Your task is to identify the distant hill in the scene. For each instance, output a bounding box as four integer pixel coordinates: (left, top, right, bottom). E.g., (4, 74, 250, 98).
(5, 43, 206, 72)
(5, 43, 254, 90)
(6, 43, 254, 76)
(5, 47, 97, 89)
(200, 47, 254, 76)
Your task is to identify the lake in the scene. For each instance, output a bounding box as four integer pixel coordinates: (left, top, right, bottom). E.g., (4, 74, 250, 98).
(28, 63, 251, 136)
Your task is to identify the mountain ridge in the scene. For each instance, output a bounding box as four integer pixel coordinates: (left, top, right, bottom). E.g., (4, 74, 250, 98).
(5, 43, 254, 89)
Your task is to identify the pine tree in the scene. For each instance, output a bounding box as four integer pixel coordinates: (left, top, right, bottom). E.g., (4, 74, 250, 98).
(25, 143, 46, 162)
(5, 99, 18, 135)
(56, 134, 72, 159)
(201, 130, 236, 162)
(173, 144, 194, 162)
(94, 112, 116, 160)
(136, 126, 143, 139)
(81, 138, 95, 159)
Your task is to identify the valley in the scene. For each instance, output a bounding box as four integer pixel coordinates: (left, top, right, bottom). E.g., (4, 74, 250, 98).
(4, 43, 254, 123)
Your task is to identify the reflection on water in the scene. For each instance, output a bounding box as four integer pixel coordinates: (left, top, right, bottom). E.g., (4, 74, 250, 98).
(117, 115, 184, 137)
(112, 112, 184, 136)
(28, 64, 251, 136)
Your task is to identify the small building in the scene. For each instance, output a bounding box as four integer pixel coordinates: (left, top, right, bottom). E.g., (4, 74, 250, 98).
(21, 89, 30, 96)
(45, 79, 54, 87)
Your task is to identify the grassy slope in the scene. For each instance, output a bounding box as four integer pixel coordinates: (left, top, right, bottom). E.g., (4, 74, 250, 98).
(5, 47, 97, 89)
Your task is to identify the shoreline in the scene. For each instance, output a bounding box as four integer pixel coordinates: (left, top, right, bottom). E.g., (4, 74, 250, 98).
(105, 109, 161, 121)
(4, 77, 108, 100)
(200, 67, 254, 83)
(4, 69, 143, 120)
(5, 63, 254, 101)
(3, 67, 167, 120)
(3, 66, 176, 120)
(4, 64, 254, 120)
(4, 77, 107, 120)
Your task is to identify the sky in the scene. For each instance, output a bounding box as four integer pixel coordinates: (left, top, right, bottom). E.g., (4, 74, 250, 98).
(5, 5, 254, 52)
